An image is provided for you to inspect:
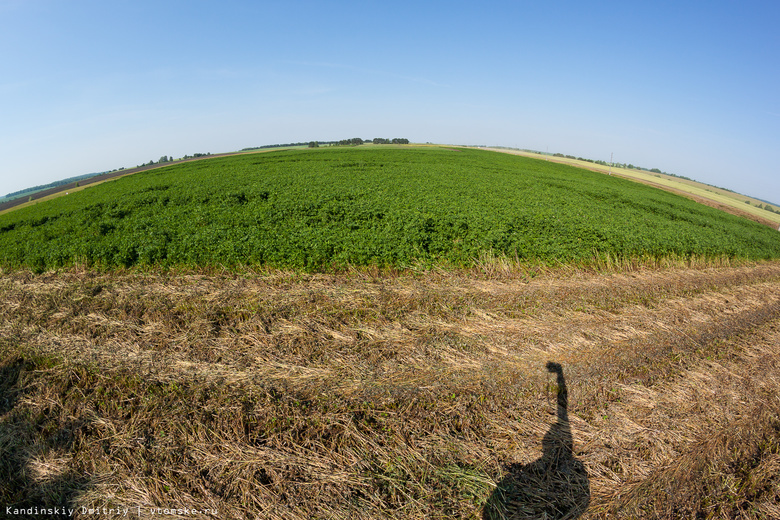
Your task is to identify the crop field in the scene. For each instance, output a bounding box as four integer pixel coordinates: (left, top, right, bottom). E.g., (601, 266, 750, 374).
(3, 146, 780, 519)
(1, 146, 779, 273)
(484, 147, 780, 226)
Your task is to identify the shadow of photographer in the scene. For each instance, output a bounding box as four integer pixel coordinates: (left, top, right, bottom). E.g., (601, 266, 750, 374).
(483, 362, 590, 520)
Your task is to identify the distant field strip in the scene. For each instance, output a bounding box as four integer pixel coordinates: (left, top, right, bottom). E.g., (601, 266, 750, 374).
(2, 262, 780, 517)
(1, 146, 779, 272)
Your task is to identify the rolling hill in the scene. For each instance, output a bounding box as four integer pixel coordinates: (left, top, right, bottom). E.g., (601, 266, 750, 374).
(1, 145, 779, 273)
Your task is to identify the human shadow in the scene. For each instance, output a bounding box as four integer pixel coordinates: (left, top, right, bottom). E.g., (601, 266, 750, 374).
(483, 362, 590, 520)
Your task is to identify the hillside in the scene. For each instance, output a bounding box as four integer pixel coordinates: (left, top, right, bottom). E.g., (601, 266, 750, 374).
(1, 146, 779, 272)
(483, 147, 780, 227)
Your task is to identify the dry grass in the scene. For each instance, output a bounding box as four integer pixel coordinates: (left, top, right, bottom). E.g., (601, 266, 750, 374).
(2, 260, 780, 518)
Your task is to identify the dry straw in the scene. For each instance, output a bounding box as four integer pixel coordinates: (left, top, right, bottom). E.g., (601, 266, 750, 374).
(1, 259, 780, 518)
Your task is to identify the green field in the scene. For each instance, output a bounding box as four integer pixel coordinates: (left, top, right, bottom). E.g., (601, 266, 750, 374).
(485, 147, 780, 225)
(1, 146, 779, 272)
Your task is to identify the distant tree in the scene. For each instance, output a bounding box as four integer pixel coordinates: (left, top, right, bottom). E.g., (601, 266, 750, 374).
(308, 141, 319, 148)
(338, 138, 364, 146)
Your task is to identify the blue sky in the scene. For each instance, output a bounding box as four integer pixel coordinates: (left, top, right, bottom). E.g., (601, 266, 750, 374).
(1, 0, 779, 203)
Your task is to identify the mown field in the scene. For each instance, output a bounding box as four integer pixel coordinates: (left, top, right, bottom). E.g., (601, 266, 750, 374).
(1, 146, 779, 273)
(2, 260, 780, 519)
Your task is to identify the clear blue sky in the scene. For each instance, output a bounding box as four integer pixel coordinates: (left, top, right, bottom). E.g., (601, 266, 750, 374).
(2, 0, 779, 204)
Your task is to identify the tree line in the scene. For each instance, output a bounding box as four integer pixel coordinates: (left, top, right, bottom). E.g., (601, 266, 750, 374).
(243, 138, 411, 150)
(241, 142, 338, 151)
(138, 153, 211, 167)
(335, 137, 409, 146)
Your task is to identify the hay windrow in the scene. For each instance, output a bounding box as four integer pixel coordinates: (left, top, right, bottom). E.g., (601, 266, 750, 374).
(2, 261, 780, 518)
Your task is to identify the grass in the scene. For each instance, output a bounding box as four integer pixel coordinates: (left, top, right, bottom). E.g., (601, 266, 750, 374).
(1, 146, 779, 273)
(0, 172, 137, 217)
(486, 148, 780, 226)
(2, 260, 780, 518)
(611, 167, 780, 224)
(0, 146, 311, 218)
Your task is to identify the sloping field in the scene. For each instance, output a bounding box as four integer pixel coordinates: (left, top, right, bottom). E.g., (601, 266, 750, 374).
(1, 146, 779, 272)
(0, 148, 307, 217)
(483, 147, 780, 227)
(2, 260, 780, 518)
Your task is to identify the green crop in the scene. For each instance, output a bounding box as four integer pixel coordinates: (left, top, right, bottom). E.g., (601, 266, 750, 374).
(1, 146, 779, 271)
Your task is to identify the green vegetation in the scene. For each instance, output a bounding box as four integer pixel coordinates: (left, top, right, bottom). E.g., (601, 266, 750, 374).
(1, 171, 106, 203)
(1, 146, 779, 272)
(492, 147, 780, 225)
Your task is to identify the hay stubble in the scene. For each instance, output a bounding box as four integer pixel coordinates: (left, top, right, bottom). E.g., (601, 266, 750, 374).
(2, 261, 780, 518)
